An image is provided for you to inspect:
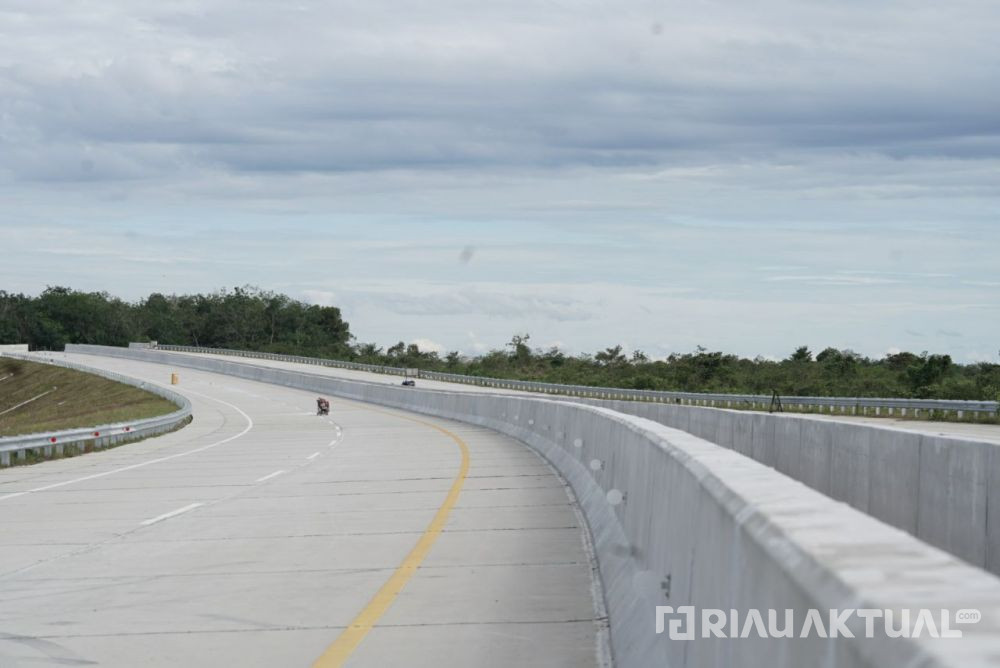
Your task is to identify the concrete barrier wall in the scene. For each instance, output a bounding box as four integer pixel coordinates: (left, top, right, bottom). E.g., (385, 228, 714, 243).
(0, 344, 29, 352)
(154, 344, 1000, 416)
(579, 399, 1000, 575)
(65, 345, 1000, 668)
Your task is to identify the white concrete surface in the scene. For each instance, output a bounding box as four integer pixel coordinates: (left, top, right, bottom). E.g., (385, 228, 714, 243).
(147, 350, 1000, 576)
(57, 345, 1000, 668)
(587, 398, 1000, 576)
(0, 353, 604, 668)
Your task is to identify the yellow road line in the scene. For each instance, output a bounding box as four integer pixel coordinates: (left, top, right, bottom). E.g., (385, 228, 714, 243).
(312, 410, 471, 667)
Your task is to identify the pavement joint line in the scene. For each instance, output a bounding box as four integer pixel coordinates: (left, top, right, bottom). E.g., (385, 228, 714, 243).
(255, 470, 286, 483)
(139, 502, 205, 527)
(21, 617, 603, 640)
(0, 483, 256, 494)
(120, 525, 585, 543)
(296, 472, 551, 485)
(200, 502, 574, 515)
(0, 388, 254, 502)
(232, 487, 565, 500)
(311, 409, 471, 668)
(9, 560, 589, 582)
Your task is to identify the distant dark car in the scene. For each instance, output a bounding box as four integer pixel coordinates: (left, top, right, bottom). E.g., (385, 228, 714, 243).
(401, 379, 416, 387)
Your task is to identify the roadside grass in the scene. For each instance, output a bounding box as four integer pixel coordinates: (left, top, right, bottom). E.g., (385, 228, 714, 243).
(0, 358, 177, 436)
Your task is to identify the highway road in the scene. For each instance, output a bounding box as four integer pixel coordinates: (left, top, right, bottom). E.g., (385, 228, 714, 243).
(155, 350, 523, 395)
(153, 349, 1000, 445)
(0, 354, 605, 667)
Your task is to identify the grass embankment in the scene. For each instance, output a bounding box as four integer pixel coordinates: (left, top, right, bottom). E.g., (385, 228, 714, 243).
(0, 358, 177, 437)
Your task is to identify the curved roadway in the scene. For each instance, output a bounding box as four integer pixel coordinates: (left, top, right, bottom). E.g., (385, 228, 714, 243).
(0, 354, 604, 667)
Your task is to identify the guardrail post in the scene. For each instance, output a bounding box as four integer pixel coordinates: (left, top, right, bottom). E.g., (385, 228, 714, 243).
(1, 452, 9, 466)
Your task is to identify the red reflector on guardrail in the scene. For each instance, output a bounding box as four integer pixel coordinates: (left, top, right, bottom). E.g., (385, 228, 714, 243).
(50, 437, 57, 443)
(124, 426, 131, 432)
(94, 432, 100, 437)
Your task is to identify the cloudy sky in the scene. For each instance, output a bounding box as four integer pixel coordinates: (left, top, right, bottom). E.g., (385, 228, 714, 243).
(1, 1, 998, 360)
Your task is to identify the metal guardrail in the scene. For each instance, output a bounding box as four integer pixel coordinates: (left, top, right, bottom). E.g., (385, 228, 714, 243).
(0, 353, 192, 467)
(152, 345, 999, 418)
(420, 371, 1000, 416)
(158, 344, 410, 376)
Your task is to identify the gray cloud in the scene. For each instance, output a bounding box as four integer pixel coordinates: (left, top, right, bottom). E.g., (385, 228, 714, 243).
(3, 0, 1000, 188)
(1, 1, 999, 362)
(323, 286, 597, 323)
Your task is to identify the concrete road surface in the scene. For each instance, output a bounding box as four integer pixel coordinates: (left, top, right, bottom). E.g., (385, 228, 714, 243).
(0, 354, 605, 667)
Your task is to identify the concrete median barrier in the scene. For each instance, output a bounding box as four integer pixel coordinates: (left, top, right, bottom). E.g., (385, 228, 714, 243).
(64, 344, 1000, 668)
(571, 397, 1000, 578)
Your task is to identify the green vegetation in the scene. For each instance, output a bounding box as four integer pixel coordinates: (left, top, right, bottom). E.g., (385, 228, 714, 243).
(354, 337, 1000, 403)
(1, 287, 997, 402)
(0, 286, 351, 356)
(0, 358, 177, 436)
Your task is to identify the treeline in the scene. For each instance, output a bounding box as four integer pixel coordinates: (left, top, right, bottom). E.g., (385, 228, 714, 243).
(2, 288, 997, 401)
(0, 286, 352, 356)
(354, 336, 1000, 402)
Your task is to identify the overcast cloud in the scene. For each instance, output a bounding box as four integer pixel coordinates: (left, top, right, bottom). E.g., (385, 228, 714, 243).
(1, 1, 998, 360)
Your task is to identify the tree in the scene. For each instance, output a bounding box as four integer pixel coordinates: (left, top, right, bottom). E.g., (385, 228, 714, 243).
(2, 286, 352, 355)
(140, 293, 186, 343)
(789, 346, 813, 362)
(885, 351, 920, 371)
(543, 347, 566, 367)
(507, 334, 532, 365)
(595, 345, 626, 366)
(906, 353, 953, 396)
(816, 347, 841, 364)
(5, 286, 993, 402)
(355, 342, 383, 361)
(0, 291, 30, 343)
